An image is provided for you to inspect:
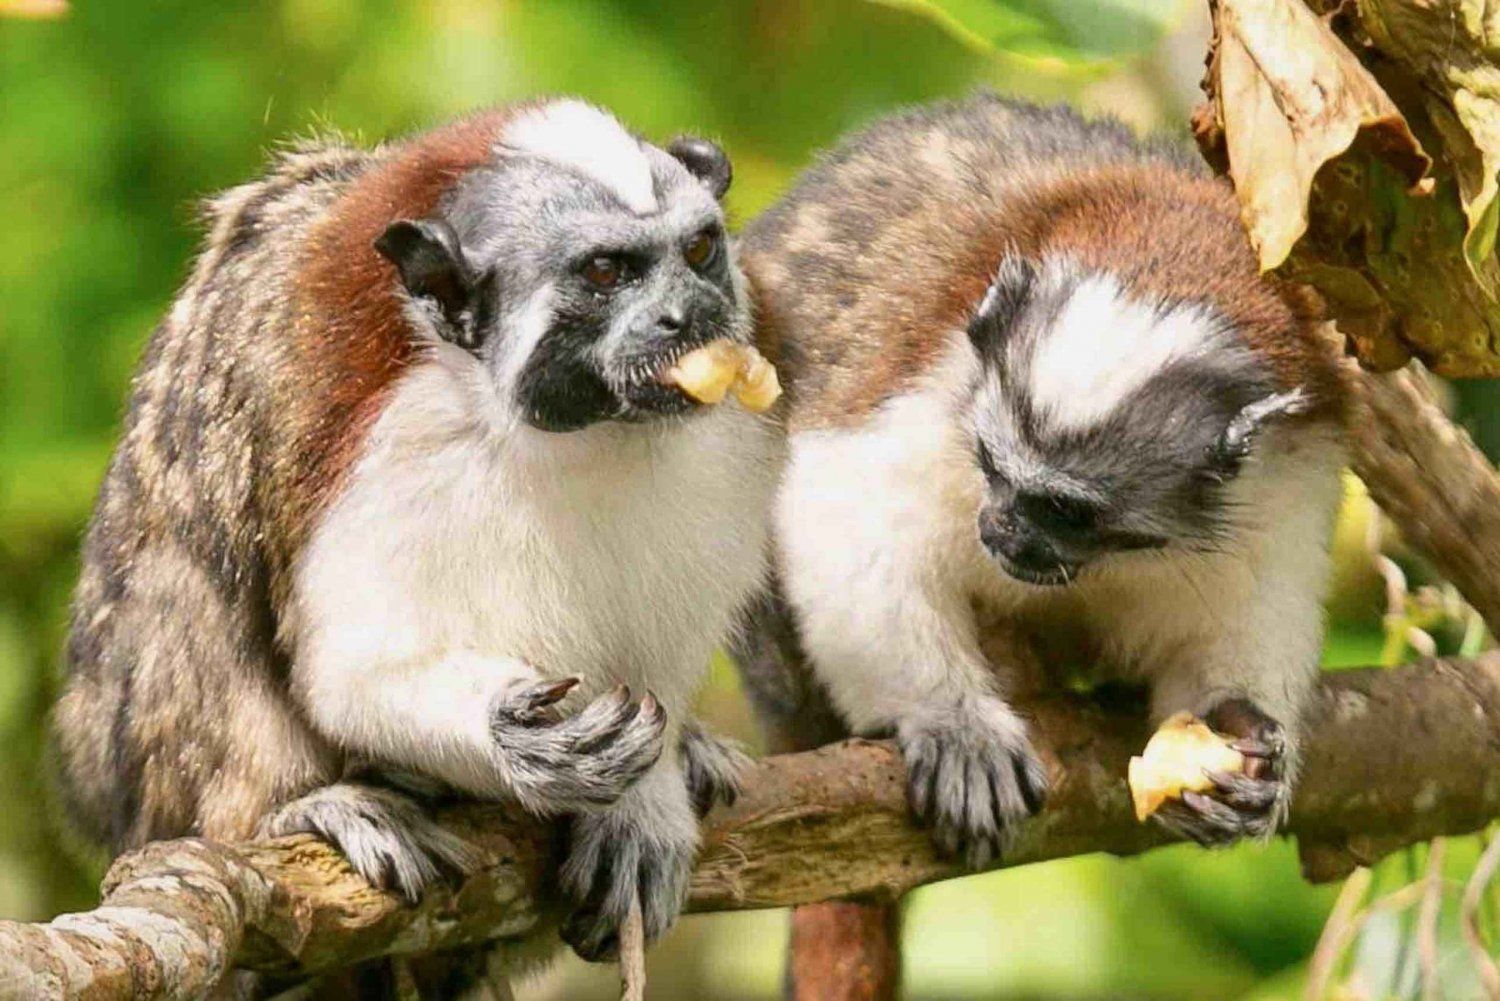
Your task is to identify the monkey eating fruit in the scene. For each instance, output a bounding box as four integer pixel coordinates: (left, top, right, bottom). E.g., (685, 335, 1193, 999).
(1128, 713, 1247, 822)
(51, 98, 779, 989)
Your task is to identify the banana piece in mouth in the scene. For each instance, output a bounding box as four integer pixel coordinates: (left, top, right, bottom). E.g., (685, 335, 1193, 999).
(665, 341, 782, 413)
(1128, 712, 1246, 822)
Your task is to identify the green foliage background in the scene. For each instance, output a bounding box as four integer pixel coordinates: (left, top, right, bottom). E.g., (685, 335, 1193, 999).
(0, 2, 1486, 998)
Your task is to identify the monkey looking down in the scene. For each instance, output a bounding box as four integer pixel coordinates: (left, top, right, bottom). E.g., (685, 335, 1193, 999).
(736, 95, 1347, 865)
(52, 99, 779, 966)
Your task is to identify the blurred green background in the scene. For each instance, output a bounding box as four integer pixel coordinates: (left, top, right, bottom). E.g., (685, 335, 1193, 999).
(0, 2, 1494, 998)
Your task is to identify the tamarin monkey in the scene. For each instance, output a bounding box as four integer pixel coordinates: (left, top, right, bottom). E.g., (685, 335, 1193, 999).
(734, 95, 1347, 866)
(52, 99, 778, 969)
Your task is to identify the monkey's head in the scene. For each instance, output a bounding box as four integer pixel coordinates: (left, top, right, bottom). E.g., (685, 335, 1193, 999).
(376, 100, 743, 433)
(964, 256, 1311, 587)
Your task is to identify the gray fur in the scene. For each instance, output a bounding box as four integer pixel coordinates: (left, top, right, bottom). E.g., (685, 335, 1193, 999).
(259, 783, 484, 904)
(490, 682, 667, 814)
(558, 766, 699, 961)
(900, 705, 1048, 870)
(679, 720, 751, 816)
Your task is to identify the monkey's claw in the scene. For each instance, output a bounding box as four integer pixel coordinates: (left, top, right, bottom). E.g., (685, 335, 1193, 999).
(1152, 698, 1291, 846)
(489, 682, 668, 813)
(498, 677, 581, 727)
(899, 697, 1049, 870)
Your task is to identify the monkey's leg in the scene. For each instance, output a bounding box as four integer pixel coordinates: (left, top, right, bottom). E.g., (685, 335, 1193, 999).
(558, 756, 699, 962)
(679, 718, 750, 816)
(259, 782, 482, 903)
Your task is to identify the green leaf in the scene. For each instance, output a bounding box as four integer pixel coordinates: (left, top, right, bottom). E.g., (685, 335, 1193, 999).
(869, 0, 1192, 61)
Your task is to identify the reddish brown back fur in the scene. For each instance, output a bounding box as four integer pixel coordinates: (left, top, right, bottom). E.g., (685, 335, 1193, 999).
(742, 97, 1345, 433)
(287, 109, 517, 543)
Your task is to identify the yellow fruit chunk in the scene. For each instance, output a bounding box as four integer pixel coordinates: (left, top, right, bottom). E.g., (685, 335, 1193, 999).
(666, 341, 782, 413)
(1128, 712, 1245, 822)
(732, 349, 782, 412)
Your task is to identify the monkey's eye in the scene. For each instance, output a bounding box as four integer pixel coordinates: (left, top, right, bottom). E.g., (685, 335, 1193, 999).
(583, 256, 624, 289)
(976, 440, 1000, 478)
(684, 230, 719, 269)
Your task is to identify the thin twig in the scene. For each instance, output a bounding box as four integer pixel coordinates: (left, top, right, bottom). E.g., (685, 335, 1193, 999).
(619, 893, 647, 1001)
(1307, 867, 1373, 1001)
(1418, 838, 1447, 1001)
(1461, 834, 1500, 1000)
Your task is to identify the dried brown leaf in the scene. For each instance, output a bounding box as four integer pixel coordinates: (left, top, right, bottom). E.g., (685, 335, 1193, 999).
(1210, 0, 1430, 270)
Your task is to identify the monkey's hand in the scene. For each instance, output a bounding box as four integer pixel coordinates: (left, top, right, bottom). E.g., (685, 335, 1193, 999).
(1152, 697, 1291, 847)
(491, 680, 668, 815)
(560, 763, 699, 961)
(899, 695, 1049, 870)
(680, 719, 751, 816)
(259, 783, 484, 905)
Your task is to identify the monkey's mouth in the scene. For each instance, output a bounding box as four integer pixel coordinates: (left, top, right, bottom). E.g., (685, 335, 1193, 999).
(610, 337, 733, 419)
(995, 556, 1079, 588)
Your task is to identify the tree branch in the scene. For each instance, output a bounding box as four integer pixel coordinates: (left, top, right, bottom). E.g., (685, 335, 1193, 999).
(1342, 358, 1500, 633)
(3, 655, 1497, 999)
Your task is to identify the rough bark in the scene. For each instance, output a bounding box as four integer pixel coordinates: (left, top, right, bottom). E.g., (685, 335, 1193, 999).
(787, 902, 899, 1001)
(1342, 358, 1500, 633)
(3, 655, 1497, 1000)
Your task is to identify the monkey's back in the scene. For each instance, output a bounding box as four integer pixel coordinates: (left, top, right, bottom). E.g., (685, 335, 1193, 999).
(53, 139, 382, 852)
(742, 94, 1337, 432)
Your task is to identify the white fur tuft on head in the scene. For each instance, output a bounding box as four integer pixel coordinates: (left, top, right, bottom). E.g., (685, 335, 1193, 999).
(502, 99, 658, 215)
(1026, 272, 1223, 432)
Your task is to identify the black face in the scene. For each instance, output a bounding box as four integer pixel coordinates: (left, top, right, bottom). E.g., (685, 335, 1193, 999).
(974, 438, 1173, 586)
(514, 219, 737, 432)
(376, 132, 741, 434)
(965, 256, 1307, 587)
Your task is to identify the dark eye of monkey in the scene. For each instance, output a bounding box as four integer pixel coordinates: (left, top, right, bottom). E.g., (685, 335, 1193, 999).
(683, 229, 719, 269)
(976, 439, 1001, 480)
(583, 255, 627, 289)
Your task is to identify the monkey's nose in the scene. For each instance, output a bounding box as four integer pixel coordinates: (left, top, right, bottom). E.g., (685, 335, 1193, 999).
(657, 307, 685, 333)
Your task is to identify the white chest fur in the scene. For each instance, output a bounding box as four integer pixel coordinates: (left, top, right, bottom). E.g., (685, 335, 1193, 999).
(289, 354, 780, 725)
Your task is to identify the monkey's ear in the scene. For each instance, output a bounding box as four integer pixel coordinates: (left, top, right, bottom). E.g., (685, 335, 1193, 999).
(1210, 388, 1309, 475)
(967, 256, 1037, 355)
(376, 219, 481, 348)
(668, 136, 732, 200)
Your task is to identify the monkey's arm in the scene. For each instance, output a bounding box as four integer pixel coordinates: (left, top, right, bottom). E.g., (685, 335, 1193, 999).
(776, 435, 1048, 868)
(295, 650, 666, 815)
(1130, 446, 1342, 844)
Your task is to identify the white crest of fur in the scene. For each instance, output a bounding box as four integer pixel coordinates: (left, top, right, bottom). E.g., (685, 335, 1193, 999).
(503, 100, 658, 214)
(1026, 272, 1221, 431)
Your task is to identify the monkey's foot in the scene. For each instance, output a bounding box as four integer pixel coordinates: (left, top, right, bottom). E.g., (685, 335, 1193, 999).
(490, 680, 667, 814)
(559, 776, 698, 962)
(1152, 697, 1291, 846)
(680, 720, 751, 816)
(899, 696, 1049, 870)
(259, 783, 483, 904)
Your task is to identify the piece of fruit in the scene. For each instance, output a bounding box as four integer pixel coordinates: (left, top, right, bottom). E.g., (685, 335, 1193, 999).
(731, 349, 782, 412)
(1127, 712, 1245, 821)
(665, 341, 782, 413)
